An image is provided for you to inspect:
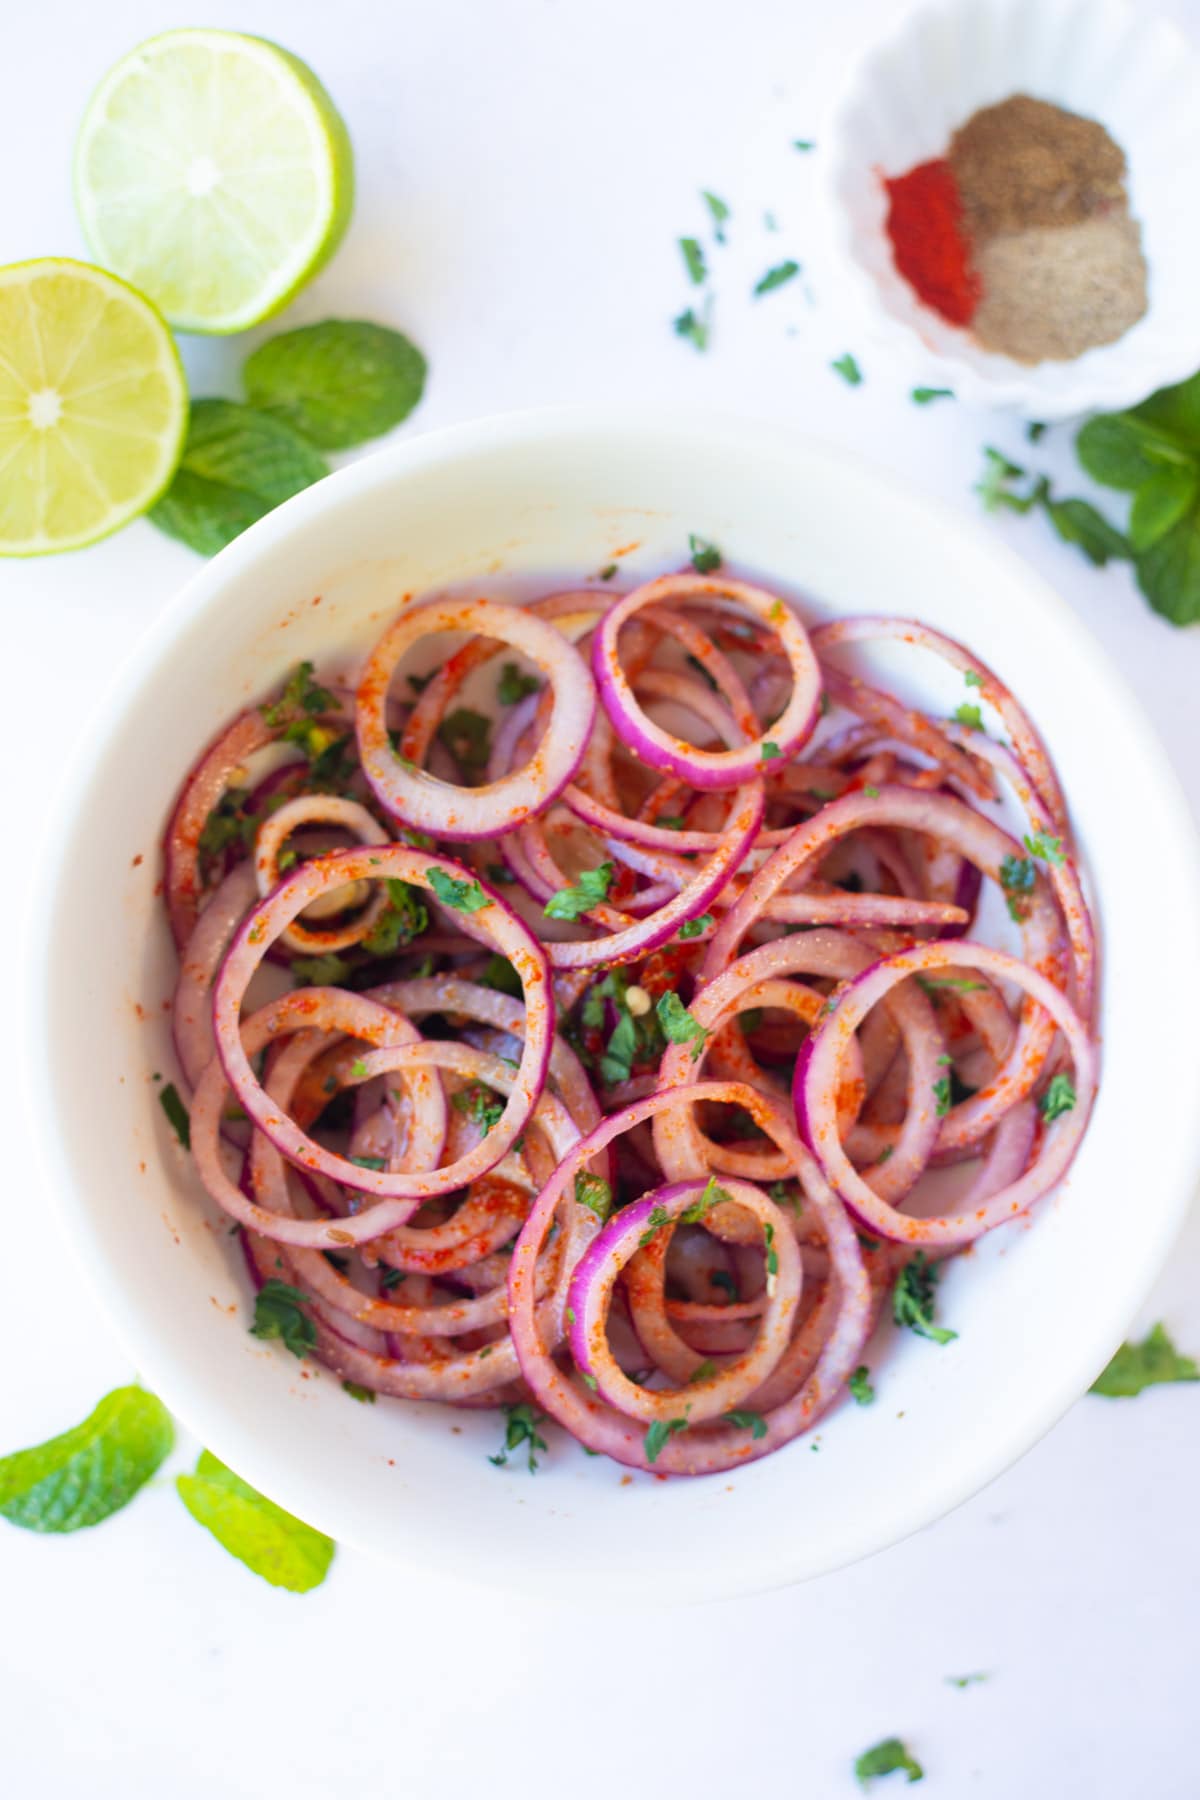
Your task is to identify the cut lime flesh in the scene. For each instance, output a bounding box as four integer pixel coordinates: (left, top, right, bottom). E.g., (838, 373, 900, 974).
(0, 258, 186, 557)
(74, 30, 354, 335)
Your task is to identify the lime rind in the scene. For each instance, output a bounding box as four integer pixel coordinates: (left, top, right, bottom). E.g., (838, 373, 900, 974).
(0, 257, 187, 557)
(74, 30, 354, 336)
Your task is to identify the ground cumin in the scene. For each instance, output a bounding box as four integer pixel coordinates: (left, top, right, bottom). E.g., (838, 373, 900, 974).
(948, 94, 1129, 238)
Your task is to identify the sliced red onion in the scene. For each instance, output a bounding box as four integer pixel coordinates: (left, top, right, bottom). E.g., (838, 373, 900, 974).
(172, 863, 258, 1089)
(357, 598, 596, 840)
(593, 574, 821, 789)
(253, 794, 390, 952)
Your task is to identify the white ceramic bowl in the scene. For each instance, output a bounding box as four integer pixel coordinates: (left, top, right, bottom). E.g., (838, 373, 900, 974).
(31, 409, 1200, 1603)
(824, 0, 1200, 418)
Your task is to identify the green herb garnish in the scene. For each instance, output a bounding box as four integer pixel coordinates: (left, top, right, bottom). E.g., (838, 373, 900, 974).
(575, 1172, 614, 1222)
(1024, 831, 1065, 865)
(489, 1403, 549, 1473)
(176, 1449, 335, 1591)
(848, 1365, 875, 1405)
(656, 990, 709, 1061)
(342, 1381, 376, 1404)
(831, 353, 862, 386)
(451, 1084, 505, 1136)
(688, 533, 722, 573)
(1090, 1323, 1199, 1397)
(999, 853, 1036, 923)
(753, 259, 800, 296)
(0, 1387, 173, 1534)
(544, 862, 613, 921)
(673, 301, 712, 352)
(679, 236, 707, 285)
(644, 1416, 688, 1463)
(678, 912, 714, 939)
(912, 387, 952, 405)
(1040, 1073, 1076, 1121)
(362, 878, 428, 956)
(723, 1409, 767, 1438)
(438, 706, 491, 771)
(250, 1280, 316, 1359)
(953, 702, 983, 729)
(159, 1082, 191, 1150)
(426, 866, 491, 913)
(243, 319, 426, 450)
(854, 1737, 924, 1788)
(893, 1253, 956, 1345)
(498, 662, 541, 705)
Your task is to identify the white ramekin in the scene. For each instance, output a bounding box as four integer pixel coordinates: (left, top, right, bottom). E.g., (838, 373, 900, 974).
(823, 0, 1200, 417)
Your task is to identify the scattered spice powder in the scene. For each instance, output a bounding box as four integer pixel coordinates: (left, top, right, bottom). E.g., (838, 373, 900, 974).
(882, 92, 1147, 364)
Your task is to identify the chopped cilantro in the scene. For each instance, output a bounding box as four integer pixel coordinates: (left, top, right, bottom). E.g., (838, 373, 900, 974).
(437, 707, 491, 771)
(679, 236, 707, 285)
(964, 670, 984, 688)
(832, 353, 862, 386)
(1024, 831, 1066, 866)
(497, 662, 541, 705)
(349, 1058, 369, 1079)
(848, 1365, 875, 1405)
(644, 1416, 689, 1463)
(426, 866, 490, 913)
(575, 1172, 613, 1222)
(933, 1075, 953, 1117)
(1090, 1323, 1198, 1397)
(656, 990, 709, 1061)
(854, 1737, 924, 1788)
(702, 189, 730, 240)
(1039, 1073, 1076, 1121)
(681, 1175, 731, 1223)
(953, 702, 983, 729)
(764, 1221, 779, 1283)
(689, 1359, 718, 1383)
(792, 138, 815, 151)
(946, 1673, 988, 1688)
(291, 952, 353, 986)
(723, 1409, 767, 1438)
(688, 533, 722, 574)
(250, 1280, 316, 1359)
(678, 912, 714, 939)
(753, 258, 800, 296)
(673, 301, 712, 352)
(761, 740, 781, 761)
(999, 853, 1036, 922)
(638, 1204, 673, 1247)
(488, 1403, 549, 1473)
(451, 1084, 505, 1136)
(544, 862, 613, 921)
(159, 1082, 191, 1150)
(362, 878, 428, 956)
(349, 1154, 386, 1171)
(598, 562, 618, 581)
(893, 1253, 956, 1345)
(911, 387, 953, 404)
(479, 953, 523, 997)
(342, 1381, 376, 1404)
(197, 787, 251, 880)
(261, 661, 337, 728)
(862, 783, 880, 798)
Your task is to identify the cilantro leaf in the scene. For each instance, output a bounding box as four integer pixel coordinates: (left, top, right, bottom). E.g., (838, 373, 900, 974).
(262, 660, 338, 727)
(342, 1381, 376, 1403)
(438, 707, 491, 771)
(679, 236, 707, 285)
(149, 400, 329, 556)
(1039, 1073, 1076, 1122)
(197, 786, 251, 879)
(723, 1409, 767, 1438)
(176, 1449, 334, 1591)
(855, 1737, 924, 1787)
(451, 1084, 505, 1136)
(953, 702, 983, 730)
(690, 1359, 718, 1383)
(243, 319, 427, 450)
(678, 912, 714, 939)
(575, 1172, 614, 1222)
(159, 1082, 191, 1150)
(656, 990, 709, 1061)
(849, 1365, 875, 1405)
(362, 878, 428, 956)
(688, 533, 722, 573)
(673, 300, 712, 352)
(1090, 1323, 1199, 1397)
(644, 1416, 689, 1463)
(933, 1075, 953, 1118)
(638, 1203, 673, 1247)
(544, 862, 614, 921)
(893, 1254, 956, 1345)
(831, 353, 862, 386)
(681, 1175, 731, 1223)
(488, 1403, 549, 1473)
(761, 740, 781, 760)
(426, 867, 491, 913)
(702, 189, 730, 240)
(0, 1387, 173, 1533)
(479, 953, 523, 997)
(250, 1279, 316, 1359)
(497, 662, 541, 705)
(600, 1011, 638, 1086)
(753, 259, 800, 296)
(999, 853, 1036, 923)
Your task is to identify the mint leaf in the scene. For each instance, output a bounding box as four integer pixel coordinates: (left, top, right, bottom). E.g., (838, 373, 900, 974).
(243, 320, 427, 450)
(1129, 467, 1198, 552)
(149, 400, 328, 555)
(1090, 1323, 1199, 1397)
(1075, 413, 1183, 490)
(1041, 495, 1130, 567)
(1135, 507, 1200, 626)
(426, 866, 491, 913)
(855, 1737, 924, 1787)
(176, 1450, 334, 1591)
(544, 862, 613, 921)
(250, 1279, 316, 1359)
(753, 259, 800, 296)
(1130, 368, 1200, 450)
(702, 190, 730, 240)
(0, 1387, 173, 1533)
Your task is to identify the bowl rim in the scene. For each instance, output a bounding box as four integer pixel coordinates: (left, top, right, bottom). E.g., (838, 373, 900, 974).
(26, 403, 1200, 1601)
(819, 0, 1200, 418)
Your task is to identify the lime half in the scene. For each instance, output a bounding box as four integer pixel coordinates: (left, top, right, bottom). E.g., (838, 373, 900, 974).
(75, 30, 354, 335)
(0, 259, 186, 557)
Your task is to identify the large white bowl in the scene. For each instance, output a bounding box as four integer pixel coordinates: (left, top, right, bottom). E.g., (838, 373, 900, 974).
(823, 0, 1200, 418)
(31, 409, 1200, 1603)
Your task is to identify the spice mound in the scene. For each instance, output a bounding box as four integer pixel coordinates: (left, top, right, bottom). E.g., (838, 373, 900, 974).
(883, 94, 1148, 364)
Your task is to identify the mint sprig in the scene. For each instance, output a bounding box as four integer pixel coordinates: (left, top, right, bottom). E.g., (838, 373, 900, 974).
(150, 400, 328, 555)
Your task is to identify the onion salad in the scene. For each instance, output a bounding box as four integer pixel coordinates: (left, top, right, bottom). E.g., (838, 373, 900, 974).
(160, 571, 1099, 1477)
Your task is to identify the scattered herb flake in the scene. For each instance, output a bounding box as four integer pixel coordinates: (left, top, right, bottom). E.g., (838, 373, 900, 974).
(1024, 830, 1066, 866)
(673, 301, 712, 352)
(1039, 1073, 1076, 1122)
(702, 190, 730, 240)
(753, 259, 801, 296)
(688, 533, 722, 574)
(678, 912, 714, 939)
(488, 1403, 549, 1473)
(832, 353, 862, 386)
(912, 387, 953, 405)
(544, 862, 614, 921)
(761, 740, 781, 761)
(953, 702, 983, 730)
(451, 1084, 505, 1136)
(849, 1365, 875, 1405)
(679, 236, 707, 285)
(644, 1416, 688, 1463)
(575, 1172, 614, 1223)
(893, 1253, 956, 1345)
(342, 1381, 376, 1404)
(159, 1082, 191, 1150)
(1090, 1323, 1199, 1397)
(854, 1737, 925, 1788)
(250, 1280, 316, 1359)
(723, 1409, 768, 1438)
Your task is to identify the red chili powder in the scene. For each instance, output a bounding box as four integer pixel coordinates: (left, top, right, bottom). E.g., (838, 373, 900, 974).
(884, 159, 980, 326)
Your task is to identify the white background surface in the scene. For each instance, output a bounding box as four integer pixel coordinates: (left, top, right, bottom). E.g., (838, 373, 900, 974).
(3, 0, 1199, 1794)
